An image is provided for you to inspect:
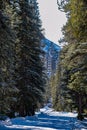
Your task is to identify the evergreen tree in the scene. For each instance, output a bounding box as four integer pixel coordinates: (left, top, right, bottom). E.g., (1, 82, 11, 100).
(0, 0, 46, 117)
(55, 0, 87, 120)
(0, 0, 17, 115)
(14, 0, 46, 116)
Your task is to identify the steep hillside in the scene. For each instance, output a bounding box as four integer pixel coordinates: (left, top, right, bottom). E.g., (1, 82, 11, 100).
(41, 38, 61, 76)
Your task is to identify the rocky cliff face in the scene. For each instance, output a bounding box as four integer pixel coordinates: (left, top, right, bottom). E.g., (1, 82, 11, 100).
(41, 38, 61, 77)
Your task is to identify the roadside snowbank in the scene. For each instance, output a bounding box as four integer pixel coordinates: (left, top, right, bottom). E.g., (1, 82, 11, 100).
(0, 107, 87, 130)
(40, 106, 77, 117)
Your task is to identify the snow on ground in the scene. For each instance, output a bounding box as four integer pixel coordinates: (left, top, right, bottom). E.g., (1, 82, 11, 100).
(0, 106, 87, 130)
(40, 106, 77, 117)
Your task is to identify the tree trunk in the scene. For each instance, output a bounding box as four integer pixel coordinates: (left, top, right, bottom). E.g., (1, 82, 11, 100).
(19, 105, 25, 117)
(77, 94, 84, 120)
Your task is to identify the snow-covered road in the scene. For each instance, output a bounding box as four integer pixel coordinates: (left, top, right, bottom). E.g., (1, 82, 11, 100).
(0, 107, 87, 130)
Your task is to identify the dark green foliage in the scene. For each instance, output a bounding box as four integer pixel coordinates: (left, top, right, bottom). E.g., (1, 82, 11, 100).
(0, 0, 46, 117)
(55, 43, 87, 119)
(14, 0, 46, 116)
(0, 2, 17, 115)
(54, 0, 87, 120)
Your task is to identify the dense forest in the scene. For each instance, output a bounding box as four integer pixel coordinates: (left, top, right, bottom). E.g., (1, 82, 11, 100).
(0, 0, 47, 117)
(51, 0, 87, 120)
(0, 0, 87, 122)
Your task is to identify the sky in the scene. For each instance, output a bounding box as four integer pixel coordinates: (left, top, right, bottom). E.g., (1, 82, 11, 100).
(37, 0, 67, 45)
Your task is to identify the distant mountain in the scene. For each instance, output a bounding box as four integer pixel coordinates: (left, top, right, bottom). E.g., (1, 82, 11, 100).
(41, 38, 61, 77)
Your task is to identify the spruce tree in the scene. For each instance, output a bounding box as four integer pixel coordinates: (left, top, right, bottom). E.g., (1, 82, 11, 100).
(0, 0, 17, 115)
(14, 0, 46, 116)
(55, 0, 87, 120)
